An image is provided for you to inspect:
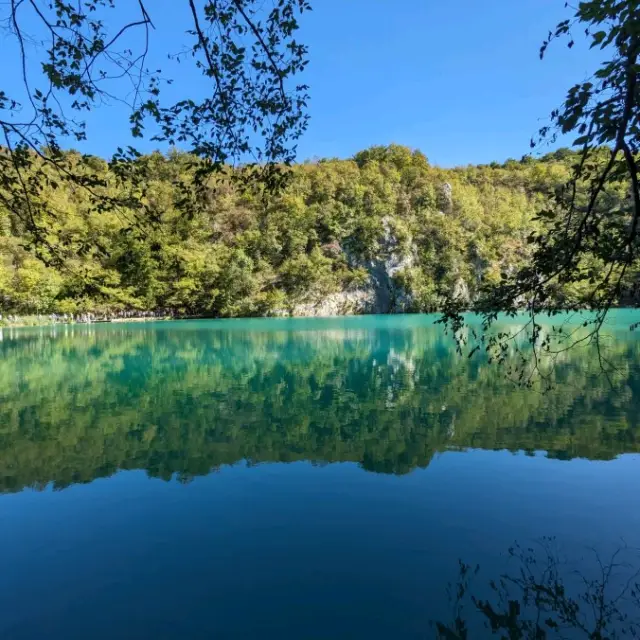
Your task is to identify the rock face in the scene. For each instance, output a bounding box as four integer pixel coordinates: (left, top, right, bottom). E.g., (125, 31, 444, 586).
(365, 216, 415, 313)
(289, 289, 377, 317)
(452, 277, 470, 304)
(284, 216, 417, 317)
(438, 182, 453, 214)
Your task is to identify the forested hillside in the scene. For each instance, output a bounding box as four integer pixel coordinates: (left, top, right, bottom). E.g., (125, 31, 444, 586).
(0, 144, 633, 318)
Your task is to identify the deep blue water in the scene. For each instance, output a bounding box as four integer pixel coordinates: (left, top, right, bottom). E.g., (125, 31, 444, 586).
(1, 314, 639, 638)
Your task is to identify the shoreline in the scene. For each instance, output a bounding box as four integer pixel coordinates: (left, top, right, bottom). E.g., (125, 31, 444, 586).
(0, 314, 178, 329)
(1, 307, 639, 330)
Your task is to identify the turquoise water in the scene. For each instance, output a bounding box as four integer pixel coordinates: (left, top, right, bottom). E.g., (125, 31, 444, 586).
(1, 314, 640, 638)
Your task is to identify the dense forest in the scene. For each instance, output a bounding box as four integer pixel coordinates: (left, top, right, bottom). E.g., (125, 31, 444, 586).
(1, 316, 638, 492)
(2, 144, 634, 320)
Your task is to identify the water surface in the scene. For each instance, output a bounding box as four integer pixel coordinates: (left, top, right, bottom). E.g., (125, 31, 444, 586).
(1, 314, 639, 638)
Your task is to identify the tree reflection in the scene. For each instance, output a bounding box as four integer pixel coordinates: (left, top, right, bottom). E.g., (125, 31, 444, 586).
(0, 319, 639, 492)
(434, 539, 640, 639)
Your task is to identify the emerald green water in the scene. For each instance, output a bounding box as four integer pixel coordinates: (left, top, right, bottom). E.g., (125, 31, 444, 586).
(1, 314, 640, 638)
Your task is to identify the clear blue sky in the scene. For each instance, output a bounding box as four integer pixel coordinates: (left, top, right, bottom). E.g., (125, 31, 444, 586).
(4, 0, 603, 167)
(299, 0, 600, 166)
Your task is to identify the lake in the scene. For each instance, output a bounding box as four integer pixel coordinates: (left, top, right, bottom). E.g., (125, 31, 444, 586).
(1, 313, 640, 639)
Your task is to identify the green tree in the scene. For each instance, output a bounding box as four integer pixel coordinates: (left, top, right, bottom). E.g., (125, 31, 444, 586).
(442, 1, 640, 379)
(0, 0, 310, 266)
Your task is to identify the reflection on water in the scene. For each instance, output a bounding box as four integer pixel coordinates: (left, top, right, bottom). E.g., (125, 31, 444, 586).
(434, 538, 640, 638)
(1, 314, 640, 492)
(1, 314, 640, 639)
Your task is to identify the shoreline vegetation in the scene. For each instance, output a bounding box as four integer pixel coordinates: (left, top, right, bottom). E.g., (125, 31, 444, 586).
(0, 307, 637, 330)
(0, 311, 178, 328)
(2, 145, 638, 321)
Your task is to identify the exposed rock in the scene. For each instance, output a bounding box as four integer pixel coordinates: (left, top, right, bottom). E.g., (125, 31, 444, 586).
(289, 289, 376, 317)
(471, 253, 487, 284)
(393, 287, 415, 313)
(366, 216, 416, 313)
(284, 216, 417, 317)
(320, 240, 342, 258)
(437, 182, 453, 214)
(452, 277, 470, 304)
(381, 217, 415, 277)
